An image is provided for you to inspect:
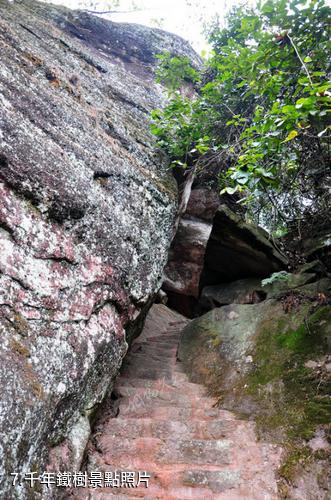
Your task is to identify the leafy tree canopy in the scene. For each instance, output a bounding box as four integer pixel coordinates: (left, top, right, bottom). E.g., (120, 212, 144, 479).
(152, 0, 331, 235)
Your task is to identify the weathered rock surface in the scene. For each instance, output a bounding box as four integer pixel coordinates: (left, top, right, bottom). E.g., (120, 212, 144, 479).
(260, 260, 330, 301)
(201, 278, 266, 308)
(162, 187, 220, 316)
(71, 304, 281, 499)
(178, 301, 274, 391)
(0, 1, 198, 497)
(201, 260, 331, 309)
(185, 187, 220, 222)
(163, 198, 287, 314)
(178, 295, 331, 499)
(163, 218, 212, 298)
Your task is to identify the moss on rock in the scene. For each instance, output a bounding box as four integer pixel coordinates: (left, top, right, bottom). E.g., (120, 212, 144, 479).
(179, 299, 331, 497)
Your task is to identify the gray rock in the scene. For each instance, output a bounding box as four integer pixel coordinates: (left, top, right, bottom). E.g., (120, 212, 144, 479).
(297, 278, 331, 298)
(304, 231, 331, 272)
(262, 260, 330, 299)
(163, 218, 213, 298)
(201, 278, 266, 308)
(0, 1, 198, 497)
(178, 301, 275, 389)
(163, 200, 287, 308)
(263, 271, 317, 298)
(201, 205, 288, 287)
(185, 187, 220, 222)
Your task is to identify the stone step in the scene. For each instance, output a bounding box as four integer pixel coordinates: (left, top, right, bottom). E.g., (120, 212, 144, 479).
(92, 436, 232, 467)
(178, 468, 241, 493)
(153, 334, 182, 340)
(98, 417, 239, 440)
(66, 492, 144, 499)
(117, 396, 215, 418)
(115, 378, 170, 389)
(128, 349, 176, 360)
(79, 469, 241, 496)
(131, 344, 177, 354)
(118, 404, 237, 422)
(81, 484, 218, 499)
(123, 353, 175, 365)
(115, 386, 214, 408)
(157, 438, 232, 466)
(117, 377, 206, 396)
(120, 367, 172, 381)
(145, 338, 180, 346)
(121, 364, 173, 373)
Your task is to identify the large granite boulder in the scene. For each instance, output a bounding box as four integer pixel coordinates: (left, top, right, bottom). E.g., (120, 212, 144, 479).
(162, 186, 219, 317)
(0, 1, 197, 497)
(163, 185, 220, 294)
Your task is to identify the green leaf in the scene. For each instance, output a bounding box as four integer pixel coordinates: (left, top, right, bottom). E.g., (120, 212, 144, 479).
(295, 97, 315, 109)
(283, 130, 298, 142)
(220, 186, 239, 195)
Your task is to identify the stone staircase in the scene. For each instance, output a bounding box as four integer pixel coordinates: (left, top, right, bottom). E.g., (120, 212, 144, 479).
(67, 307, 281, 499)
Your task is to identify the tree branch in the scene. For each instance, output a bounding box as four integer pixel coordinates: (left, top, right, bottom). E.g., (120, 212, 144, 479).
(287, 34, 313, 86)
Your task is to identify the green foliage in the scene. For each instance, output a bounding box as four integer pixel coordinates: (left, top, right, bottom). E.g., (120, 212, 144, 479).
(155, 51, 200, 92)
(152, 0, 331, 233)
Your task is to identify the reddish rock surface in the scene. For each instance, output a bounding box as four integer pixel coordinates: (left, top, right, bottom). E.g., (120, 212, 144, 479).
(0, 1, 200, 497)
(185, 188, 220, 222)
(163, 187, 219, 302)
(67, 305, 282, 499)
(163, 218, 213, 298)
(163, 194, 287, 312)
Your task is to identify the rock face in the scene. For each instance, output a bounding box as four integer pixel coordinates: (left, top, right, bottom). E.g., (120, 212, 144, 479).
(200, 205, 288, 287)
(163, 218, 212, 298)
(163, 197, 287, 316)
(163, 187, 220, 300)
(0, 1, 197, 497)
(178, 291, 331, 499)
(162, 186, 220, 317)
(201, 278, 266, 309)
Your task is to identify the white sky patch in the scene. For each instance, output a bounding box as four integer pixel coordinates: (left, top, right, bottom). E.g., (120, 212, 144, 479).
(41, 0, 252, 53)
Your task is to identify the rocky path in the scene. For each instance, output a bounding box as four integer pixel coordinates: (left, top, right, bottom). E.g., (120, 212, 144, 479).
(69, 305, 281, 499)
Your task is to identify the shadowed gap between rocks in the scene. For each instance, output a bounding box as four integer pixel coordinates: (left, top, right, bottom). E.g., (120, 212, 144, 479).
(162, 180, 288, 318)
